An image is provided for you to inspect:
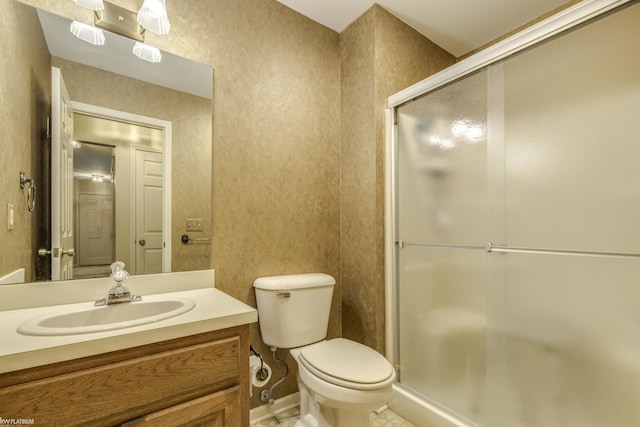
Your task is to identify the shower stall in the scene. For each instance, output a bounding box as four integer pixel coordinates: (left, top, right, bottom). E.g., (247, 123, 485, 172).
(385, 1, 640, 426)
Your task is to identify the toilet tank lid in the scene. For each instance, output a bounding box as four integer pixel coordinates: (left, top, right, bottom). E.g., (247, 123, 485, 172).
(253, 273, 335, 290)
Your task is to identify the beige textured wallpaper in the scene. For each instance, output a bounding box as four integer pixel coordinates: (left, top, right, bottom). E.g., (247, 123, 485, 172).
(0, 1, 51, 282)
(340, 5, 455, 353)
(207, 0, 342, 404)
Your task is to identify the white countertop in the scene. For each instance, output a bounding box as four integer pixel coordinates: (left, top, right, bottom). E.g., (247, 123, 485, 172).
(0, 271, 257, 374)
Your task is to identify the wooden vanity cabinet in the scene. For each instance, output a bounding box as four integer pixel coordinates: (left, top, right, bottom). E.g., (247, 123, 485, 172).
(0, 325, 250, 426)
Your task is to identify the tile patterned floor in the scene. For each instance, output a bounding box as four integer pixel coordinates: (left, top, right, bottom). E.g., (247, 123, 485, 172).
(370, 408, 417, 427)
(251, 406, 416, 427)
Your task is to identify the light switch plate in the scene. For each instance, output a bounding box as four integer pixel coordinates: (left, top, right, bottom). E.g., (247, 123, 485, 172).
(7, 203, 14, 230)
(186, 218, 203, 231)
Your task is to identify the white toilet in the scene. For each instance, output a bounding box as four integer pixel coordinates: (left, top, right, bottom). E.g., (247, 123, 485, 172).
(253, 273, 395, 427)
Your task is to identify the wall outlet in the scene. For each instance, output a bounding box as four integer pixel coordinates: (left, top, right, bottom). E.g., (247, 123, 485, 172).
(7, 203, 14, 231)
(186, 218, 203, 231)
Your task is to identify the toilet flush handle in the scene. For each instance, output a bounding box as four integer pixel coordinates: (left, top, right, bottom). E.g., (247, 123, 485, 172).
(277, 292, 291, 298)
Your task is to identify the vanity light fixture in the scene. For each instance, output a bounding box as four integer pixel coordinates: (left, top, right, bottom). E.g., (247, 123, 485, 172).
(73, 0, 104, 10)
(133, 42, 162, 63)
(70, 20, 106, 46)
(91, 174, 104, 183)
(137, 0, 171, 35)
(72, 0, 169, 62)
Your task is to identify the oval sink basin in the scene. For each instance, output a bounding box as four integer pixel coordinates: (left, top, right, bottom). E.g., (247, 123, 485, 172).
(18, 297, 195, 336)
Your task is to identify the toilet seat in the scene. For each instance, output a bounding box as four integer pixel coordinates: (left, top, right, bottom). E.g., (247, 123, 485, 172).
(298, 338, 395, 391)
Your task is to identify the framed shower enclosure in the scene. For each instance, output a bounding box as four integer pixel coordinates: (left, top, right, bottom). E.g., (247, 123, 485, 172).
(384, 1, 640, 426)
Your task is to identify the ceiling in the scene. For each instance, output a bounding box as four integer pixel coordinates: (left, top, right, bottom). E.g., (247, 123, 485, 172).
(277, 0, 572, 57)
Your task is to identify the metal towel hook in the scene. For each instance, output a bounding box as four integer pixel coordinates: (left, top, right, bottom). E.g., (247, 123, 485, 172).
(19, 171, 36, 212)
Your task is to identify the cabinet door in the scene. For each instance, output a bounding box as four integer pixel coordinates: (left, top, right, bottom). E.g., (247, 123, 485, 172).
(0, 337, 240, 426)
(122, 387, 241, 427)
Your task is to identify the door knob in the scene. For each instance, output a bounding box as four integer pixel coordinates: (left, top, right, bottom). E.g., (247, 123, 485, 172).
(61, 248, 75, 257)
(38, 247, 74, 257)
(38, 248, 51, 257)
(139, 239, 146, 246)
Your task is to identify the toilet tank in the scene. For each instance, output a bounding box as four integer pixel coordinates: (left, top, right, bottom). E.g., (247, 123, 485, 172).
(253, 273, 335, 349)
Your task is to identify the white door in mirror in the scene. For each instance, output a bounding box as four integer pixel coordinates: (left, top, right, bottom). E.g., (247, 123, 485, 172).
(51, 67, 75, 281)
(134, 149, 163, 274)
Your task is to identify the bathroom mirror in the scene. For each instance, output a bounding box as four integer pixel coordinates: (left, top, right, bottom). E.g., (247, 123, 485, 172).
(1, 1, 213, 283)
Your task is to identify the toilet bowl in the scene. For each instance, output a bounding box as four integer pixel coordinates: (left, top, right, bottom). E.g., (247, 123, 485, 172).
(291, 338, 395, 426)
(253, 274, 396, 427)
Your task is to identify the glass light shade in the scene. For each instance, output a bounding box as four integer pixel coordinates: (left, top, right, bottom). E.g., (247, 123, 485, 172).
(73, 0, 104, 10)
(70, 21, 105, 46)
(133, 42, 162, 63)
(137, 0, 171, 35)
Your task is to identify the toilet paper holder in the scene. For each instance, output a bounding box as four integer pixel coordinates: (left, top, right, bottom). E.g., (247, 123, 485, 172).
(250, 345, 270, 381)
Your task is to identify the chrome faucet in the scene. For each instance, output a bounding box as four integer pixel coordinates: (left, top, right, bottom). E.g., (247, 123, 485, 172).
(95, 261, 142, 306)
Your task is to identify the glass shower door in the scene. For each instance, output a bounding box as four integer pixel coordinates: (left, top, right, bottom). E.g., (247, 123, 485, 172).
(394, 3, 640, 426)
(396, 70, 490, 424)
(498, 5, 640, 424)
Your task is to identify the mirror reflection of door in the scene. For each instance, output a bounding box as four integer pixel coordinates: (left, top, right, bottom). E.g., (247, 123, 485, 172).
(133, 148, 163, 275)
(51, 67, 75, 281)
(73, 142, 115, 279)
(72, 113, 165, 279)
(78, 194, 113, 264)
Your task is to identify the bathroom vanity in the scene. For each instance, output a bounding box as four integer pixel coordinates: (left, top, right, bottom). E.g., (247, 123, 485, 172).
(0, 270, 257, 426)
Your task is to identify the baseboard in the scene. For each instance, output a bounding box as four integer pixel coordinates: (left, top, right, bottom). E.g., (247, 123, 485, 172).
(250, 392, 300, 424)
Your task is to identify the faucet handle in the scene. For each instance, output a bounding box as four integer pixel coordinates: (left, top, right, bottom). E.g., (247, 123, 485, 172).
(94, 261, 141, 306)
(110, 261, 129, 284)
